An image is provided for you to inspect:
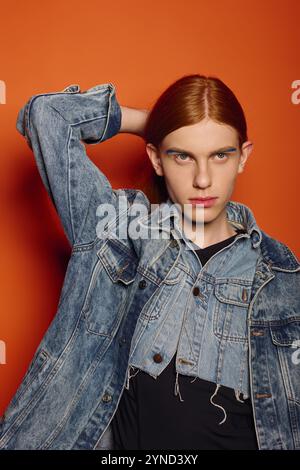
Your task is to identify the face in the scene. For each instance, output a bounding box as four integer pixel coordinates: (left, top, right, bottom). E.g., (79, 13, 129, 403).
(146, 118, 253, 228)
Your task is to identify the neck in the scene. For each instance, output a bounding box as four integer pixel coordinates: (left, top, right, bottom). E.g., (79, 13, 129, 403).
(181, 207, 236, 249)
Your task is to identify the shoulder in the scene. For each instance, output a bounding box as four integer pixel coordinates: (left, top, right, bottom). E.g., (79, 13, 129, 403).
(259, 229, 299, 272)
(113, 188, 150, 209)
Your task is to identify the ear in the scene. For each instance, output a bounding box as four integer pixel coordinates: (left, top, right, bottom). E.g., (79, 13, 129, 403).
(237, 141, 254, 174)
(145, 143, 164, 176)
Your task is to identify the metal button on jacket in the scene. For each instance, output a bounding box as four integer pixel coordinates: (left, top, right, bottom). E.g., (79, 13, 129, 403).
(101, 393, 112, 403)
(139, 279, 147, 289)
(193, 286, 200, 296)
(153, 353, 163, 363)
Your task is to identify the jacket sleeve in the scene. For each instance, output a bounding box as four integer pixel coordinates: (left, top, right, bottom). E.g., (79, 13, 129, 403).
(16, 83, 122, 247)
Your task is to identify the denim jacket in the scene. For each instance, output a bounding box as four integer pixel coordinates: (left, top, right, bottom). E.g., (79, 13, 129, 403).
(126, 208, 261, 407)
(0, 83, 299, 450)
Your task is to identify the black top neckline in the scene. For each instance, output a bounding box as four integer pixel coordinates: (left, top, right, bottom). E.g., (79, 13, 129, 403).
(193, 228, 246, 252)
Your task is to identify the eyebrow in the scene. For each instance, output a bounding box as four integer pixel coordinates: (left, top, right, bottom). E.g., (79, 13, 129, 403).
(164, 146, 238, 157)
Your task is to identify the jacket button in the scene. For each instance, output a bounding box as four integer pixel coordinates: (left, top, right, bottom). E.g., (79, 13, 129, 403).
(102, 393, 112, 403)
(153, 353, 163, 363)
(170, 239, 178, 248)
(193, 286, 200, 296)
(255, 392, 272, 399)
(242, 288, 248, 302)
(251, 330, 265, 336)
(139, 279, 147, 289)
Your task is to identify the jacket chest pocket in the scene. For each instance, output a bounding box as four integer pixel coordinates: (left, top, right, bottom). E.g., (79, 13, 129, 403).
(212, 280, 252, 343)
(139, 266, 185, 323)
(81, 239, 138, 337)
(270, 320, 300, 404)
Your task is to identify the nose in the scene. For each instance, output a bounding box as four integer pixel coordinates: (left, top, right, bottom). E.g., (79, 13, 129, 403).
(192, 161, 212, 189)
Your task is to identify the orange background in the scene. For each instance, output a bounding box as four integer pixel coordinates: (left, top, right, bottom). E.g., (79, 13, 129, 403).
(0, 0, 299, 415)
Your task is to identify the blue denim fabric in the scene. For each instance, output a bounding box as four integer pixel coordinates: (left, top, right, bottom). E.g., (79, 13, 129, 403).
(0, 83, 299, 450)
(127, 222, 260, 405)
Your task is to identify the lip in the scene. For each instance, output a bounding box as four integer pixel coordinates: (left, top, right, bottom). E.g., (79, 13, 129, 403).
(188, 197, 218, 208)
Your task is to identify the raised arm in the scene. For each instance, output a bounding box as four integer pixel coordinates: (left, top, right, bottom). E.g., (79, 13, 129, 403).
(119, 106, 149, 138)
(16, 83, 124, 247)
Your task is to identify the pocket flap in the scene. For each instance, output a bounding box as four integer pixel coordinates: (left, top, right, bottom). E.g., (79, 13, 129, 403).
(214, 281, 252, 306)
(270, 320, 300, 347)
(97, 239, 138, 285)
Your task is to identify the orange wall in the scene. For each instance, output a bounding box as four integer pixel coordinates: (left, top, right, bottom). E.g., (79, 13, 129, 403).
(0, 0, 299, 414)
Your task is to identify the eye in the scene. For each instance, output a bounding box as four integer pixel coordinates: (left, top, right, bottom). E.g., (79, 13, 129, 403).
(214, 152, 228, 161)
(174, 153, 191, 162)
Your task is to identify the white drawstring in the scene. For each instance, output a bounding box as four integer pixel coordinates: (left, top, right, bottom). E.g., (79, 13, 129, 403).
(174, 371, 184, 402)
(209, 383, 227, 425)
(235, 388, 245, 403)
(125, 365, 140, 390)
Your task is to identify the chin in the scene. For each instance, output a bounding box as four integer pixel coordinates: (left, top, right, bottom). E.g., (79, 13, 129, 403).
(191, 206, 221, 224)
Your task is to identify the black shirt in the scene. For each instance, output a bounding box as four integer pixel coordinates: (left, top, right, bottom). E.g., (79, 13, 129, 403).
(111, 229, 258, 450)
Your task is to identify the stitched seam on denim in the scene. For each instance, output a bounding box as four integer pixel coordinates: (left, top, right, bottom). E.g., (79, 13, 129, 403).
(42, 334, 114, 449)
(66, 126, 76, 242)
(0, 314, 86, 447)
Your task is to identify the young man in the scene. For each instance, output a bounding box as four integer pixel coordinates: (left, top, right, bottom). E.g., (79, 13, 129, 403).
(0, 78, 299, 450)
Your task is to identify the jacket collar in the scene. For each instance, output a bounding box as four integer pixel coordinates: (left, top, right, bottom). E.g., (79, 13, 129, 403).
(225, 200, 299, 271)
(138, 196, 299, 272)
(153, 197, 262, 249)
(225, 200, 262, 248)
